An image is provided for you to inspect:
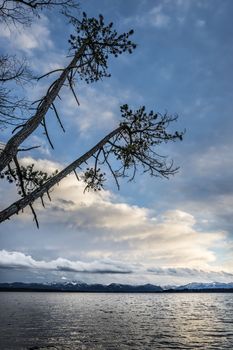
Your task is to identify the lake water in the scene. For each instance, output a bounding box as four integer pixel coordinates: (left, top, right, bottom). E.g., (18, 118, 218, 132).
(0, 292, 233, 349)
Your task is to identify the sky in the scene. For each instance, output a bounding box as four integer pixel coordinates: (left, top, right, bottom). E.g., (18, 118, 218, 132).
(0, 0, 233, 286)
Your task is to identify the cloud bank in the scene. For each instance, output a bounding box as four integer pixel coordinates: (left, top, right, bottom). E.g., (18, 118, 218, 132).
(1, 250, 232, 286)
(4, 156, 229, 274)
(0, 250, 132, 274)
(0, 15, 53, 53)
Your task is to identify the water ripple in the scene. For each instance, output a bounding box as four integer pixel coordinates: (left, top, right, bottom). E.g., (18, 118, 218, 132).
(0, 293, 232, 349)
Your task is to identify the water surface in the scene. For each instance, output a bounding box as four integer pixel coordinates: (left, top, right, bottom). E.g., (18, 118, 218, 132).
(0, 292, 233, 349)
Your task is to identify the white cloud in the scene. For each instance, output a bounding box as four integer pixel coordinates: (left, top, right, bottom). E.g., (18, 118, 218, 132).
(124, 1, 206, 29)
(175, 0, 192, 10)
(27, 135, 51, 157)
(149, 6, 170, 28)
(1, 154, 232, 280)
(21, 156, 61, 173)
(196, 19, 206, 27)
(0, 250, 132, 274)
(59, 84, 124, 137)
(194, 144, 233, 175)
(0, 15, 53, 53)
(9, 157, 229, 272)
(56, 82, 142, 138)
(1, 249, 233, 286)
(75, 86, 119, 133)
(125, 5, 170, 29)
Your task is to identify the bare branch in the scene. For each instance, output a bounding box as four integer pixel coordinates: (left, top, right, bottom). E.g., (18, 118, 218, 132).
(13, 156, 39, 227)
(67, 72, 80, 105)
(0, 103, 183, 225)
(0, 12, 183, 228)
(0, 42, 88, 172)
(0, 125, 123, 223)
(51, 103, 65, 132)
(0, 14, 136, 171)
(37, 68, 64, 81)
(18, 145, 41, 152)
(73, 169, 79, 181)
(0, 0, 80, 26)
(41, 117, 54, 149)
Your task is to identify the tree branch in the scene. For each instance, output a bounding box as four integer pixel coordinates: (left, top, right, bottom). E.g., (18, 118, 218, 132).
(0, 41, 88, 172)
(0, 125, 123, 223)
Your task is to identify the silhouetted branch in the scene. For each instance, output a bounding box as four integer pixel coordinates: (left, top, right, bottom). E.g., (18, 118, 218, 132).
(0, 0, 80, 25)
(18, 145, 41, 152)
(0, 42, 88, 172)
(0, 13, 136, 172)
(102, 147, 120, 190)
(37, 68, 65, 80)
(51, 103, 65, 132)
(41, 117, 54, 149)
(67, 72, 80, 105)
(13, 156, 39, 227)
(0, 104, 183, 225)
(0, 125, 123, 223)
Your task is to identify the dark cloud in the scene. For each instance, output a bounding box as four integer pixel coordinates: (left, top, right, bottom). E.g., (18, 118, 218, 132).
(57, 198, 75, 206)
(0, 250, 133, 276)
(147, 267, 233, 279)
(57, 266, 132, 274)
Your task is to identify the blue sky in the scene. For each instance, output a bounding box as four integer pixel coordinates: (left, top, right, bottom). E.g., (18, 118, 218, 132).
(0, 0, 233, 286)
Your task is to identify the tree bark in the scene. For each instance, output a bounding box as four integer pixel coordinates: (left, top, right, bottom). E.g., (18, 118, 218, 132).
(0, 42, 88, 173)
(0, 125, 123, 224)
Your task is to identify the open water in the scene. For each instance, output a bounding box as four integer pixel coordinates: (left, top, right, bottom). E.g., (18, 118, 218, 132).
(0, 292, 233, 349)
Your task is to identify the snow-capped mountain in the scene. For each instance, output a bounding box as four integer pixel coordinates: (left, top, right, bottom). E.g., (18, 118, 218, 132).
(0, 281, 233, 292)
(174, 282, 233, 290)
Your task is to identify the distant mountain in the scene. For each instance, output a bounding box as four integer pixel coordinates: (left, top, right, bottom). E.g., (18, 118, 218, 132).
(0, 282, 163, 293)
(174, 282, 233, 291)
(0, 282, 232, 292)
